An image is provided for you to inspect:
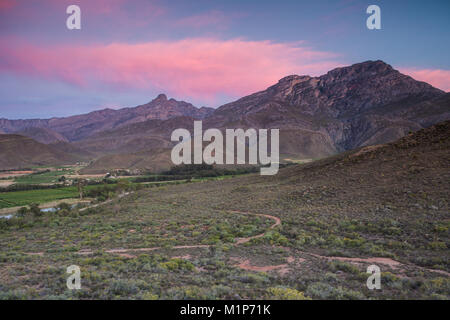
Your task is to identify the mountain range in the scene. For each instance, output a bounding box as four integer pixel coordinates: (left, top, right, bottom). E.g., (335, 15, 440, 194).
(0, 60, 449, 171)
(0, 94, 214, 142)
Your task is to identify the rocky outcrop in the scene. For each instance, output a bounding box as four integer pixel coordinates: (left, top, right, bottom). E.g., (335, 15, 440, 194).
(207, 60, 448, 156)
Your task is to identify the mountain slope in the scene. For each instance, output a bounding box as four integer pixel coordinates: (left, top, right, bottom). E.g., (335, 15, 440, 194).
(0, 134, 79, 170)
(72, 117, 196, 155)
(16, 127, 69, 144)
(206, 60, 447, 154)
(0, 94, 214, 142)
(80, 148, 172, 174)
(1, 61, 448, 171)
(76, 61, 448, 166)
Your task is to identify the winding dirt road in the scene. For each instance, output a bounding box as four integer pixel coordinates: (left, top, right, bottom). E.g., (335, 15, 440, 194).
(25, 200, 449, 277)
(76, 210, 281, 256)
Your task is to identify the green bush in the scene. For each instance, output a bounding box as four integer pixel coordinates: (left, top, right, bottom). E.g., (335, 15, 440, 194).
(159, 258, 195, 272)
(29, 203, 42, 217)
(267, 287, 311, 300)
(108, 279, 139, 297)
(306, 282, 365, 300)
(329, 261, 360, 274)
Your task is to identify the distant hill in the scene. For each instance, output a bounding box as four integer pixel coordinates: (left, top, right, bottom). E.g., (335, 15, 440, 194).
(80, 148, 172, 174)
(72, 116, 195, 155)
(49, 141, 95, 161)
(0, 134, 78, 170)
(0, 94, 214, 142)
(16, 127, 69, 144)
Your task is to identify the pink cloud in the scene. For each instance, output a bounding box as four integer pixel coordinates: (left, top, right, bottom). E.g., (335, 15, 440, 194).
(400, 68, 450, 92)
(0, 0, 15, 11)
(0, 37, 342, 105)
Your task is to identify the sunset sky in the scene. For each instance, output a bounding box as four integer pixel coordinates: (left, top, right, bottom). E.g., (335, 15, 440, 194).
(0, 0, 449, 119)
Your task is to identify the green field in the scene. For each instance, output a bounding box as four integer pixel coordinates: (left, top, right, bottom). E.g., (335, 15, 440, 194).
(13, 168, 77, 185)
(0, 185, 99, 209)
(0, 177, 234, 209)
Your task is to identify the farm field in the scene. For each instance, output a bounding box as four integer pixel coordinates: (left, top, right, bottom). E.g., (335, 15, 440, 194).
(0, 185, 101, 209)
(0, 176, 235, 210)
(0, 166, 247, 210)
(14, 171, 73, 185)
(12, 166, 83, 185)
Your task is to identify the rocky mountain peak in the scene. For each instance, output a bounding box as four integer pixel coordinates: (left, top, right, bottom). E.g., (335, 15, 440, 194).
(326, 60, 394, 78)
(154, 93, 168, 102)
(210, 60, 447, 156)
(277, 75, 311, 83)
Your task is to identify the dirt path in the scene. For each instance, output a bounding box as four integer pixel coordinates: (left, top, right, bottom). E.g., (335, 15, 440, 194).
(309, 253, 402, 269)
(298, 250, 450, 277)
(229, 249, 450, 277)
(229, 256, 303, 276)
(75, 210, 282, 255)
(78, 192, 131, 212)
(25, 202, 449, 278)
(232, 211, 281, 245)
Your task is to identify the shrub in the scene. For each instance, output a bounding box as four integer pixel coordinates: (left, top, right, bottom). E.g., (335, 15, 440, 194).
(58, 202, 72, 211)
(16, 207, 29, 218)
(141, 292, 159, 300)
(329, 261, 360, 274)
(165, 286, 207, 300)
(237, 272, 269, 284)
(267, 287, 311, 300)
(306, 282, 365, 300)
(159, 258, 195, 272)
(29, 203, 42, 217)
(108, 279, 139, 296)
(428, 241, 447, 250)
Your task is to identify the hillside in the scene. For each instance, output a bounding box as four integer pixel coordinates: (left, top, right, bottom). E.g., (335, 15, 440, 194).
(80, 148, 172, 174)
(0, 94, 214, 141)
(206, 60, 447, 154)
(0, 134, 78, 169)
(49, 141, 95, 162)
(2, 121, 448, 300)
(76, 61, 449, 168)
(16, 127, 69, 144)
(71, 117, 188, 155)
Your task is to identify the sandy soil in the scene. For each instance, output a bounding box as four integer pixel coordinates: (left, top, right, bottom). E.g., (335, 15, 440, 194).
(0, 180, 14, 187)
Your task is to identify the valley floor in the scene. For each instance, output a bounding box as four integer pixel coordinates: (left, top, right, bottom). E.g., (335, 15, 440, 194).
(0, 123, 449, 300)
(0, 174, 448, 299)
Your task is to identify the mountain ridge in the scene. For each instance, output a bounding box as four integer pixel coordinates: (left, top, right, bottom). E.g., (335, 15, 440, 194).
(1, 60, 449, 171)
(204, 60, 447, 153)
(0, 94, 214, 142)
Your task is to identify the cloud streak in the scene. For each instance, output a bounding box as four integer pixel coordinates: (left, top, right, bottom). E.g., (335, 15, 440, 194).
(400, 68, 450, 92)
(0, 37, 342, 106)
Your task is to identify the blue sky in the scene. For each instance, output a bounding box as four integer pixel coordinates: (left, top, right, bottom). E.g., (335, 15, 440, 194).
(0, 0, 449, 119)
